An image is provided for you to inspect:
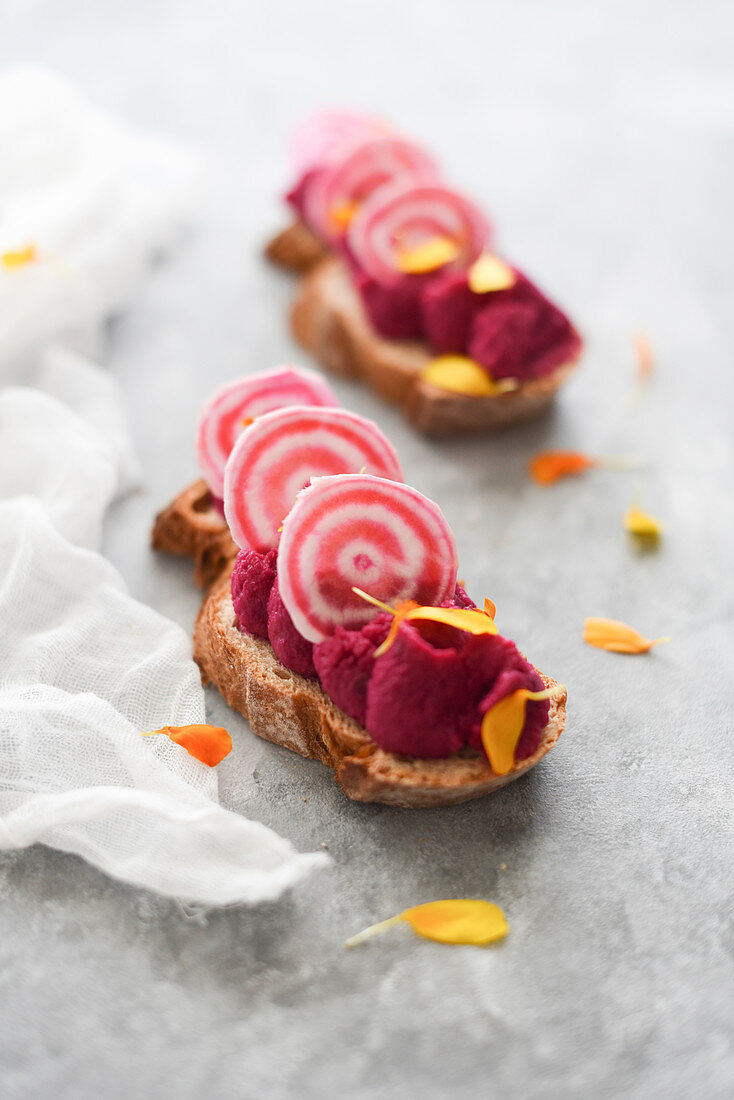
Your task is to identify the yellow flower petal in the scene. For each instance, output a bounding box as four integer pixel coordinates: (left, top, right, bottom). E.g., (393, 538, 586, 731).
(2, 243, 38, 268)
(329, 200, 360, 233)
(624, 505, 662, 538)
(421, 355, 517, 397)
(583, 617, 670, 654)
(402, 900, 509, 945)
(370, 599, 419, 657)
(371, 599, 498, 658)
(345, 899, 509, 948)
(480, 686, 557, 775)
(395, 235, 460, 274)
(467, 253, 516, 294)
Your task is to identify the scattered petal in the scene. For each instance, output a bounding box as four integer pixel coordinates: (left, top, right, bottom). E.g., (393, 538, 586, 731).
(395, 235, 460, 274)
(529, 450, 597, 484)
(480, 686, 559, 775)
(329, 200, 360, 232)
(2, 243, 38, 268)
(421, 355, 518, 397)
(354, 593, 498, 658)
(583, 618, 670, 654)
(624, 504, 662, 539)
(346, 899, 509, 948)
(468, 253, 516, 294)
(634, 333, 654, 380)
(141, 724, 232, 766)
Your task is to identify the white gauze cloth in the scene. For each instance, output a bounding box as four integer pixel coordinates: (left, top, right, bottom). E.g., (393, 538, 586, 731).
(0, 65, 204, 365)
(0, 69, 327, 904)
(0, 381, 327, 905)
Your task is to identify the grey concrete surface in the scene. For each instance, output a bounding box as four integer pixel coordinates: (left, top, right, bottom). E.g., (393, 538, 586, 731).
(1, 2, 733, 1097)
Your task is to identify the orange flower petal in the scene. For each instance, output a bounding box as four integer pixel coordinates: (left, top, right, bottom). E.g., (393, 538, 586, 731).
(480, 686, 558, 775)
(345, 899, 509, 948)
(142, 724, 232, 766)
(467, 253, 516, 294)
(421, 355, 517, 397)
(624, 504, 662, 539)
(529, 450, 597, 485)
(367, 599, 418, 657)
(583, 617, 670, 654)
(2, 243, 38, 268)
(395, 236, 460, 274)
(329, 200, 360, 233)
(370, 599, 498, 658)
(634, 333, 654, 380)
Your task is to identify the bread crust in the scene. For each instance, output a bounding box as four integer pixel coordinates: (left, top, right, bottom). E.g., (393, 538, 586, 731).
(151, 479, 237, 588)
(289, 255, 580, 435)
(264, 219, 328, 272)
(194, 571, 567, 808)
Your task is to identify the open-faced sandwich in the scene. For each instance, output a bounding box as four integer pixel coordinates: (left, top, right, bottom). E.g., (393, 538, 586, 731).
(190, 400, 567, 807)
(266, 110, 582, 435)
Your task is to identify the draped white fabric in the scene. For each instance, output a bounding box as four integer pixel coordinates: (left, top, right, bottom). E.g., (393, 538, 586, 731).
(0, 70, 327, 905)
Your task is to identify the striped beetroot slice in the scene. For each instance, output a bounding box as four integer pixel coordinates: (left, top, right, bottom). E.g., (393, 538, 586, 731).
(289, 111, 389, 176)
(304, 136, 439, 241)
(195, 366, 337, 497)
(278, 473, 458, 643)
(348, 181, 491, 286)
(223, 408, 404, 553)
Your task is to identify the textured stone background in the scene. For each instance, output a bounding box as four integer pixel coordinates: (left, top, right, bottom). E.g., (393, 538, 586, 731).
(1, 2, 733, 1097)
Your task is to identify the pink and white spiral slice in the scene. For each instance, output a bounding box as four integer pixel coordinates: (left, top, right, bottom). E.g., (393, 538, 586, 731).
(348, 182, 491, 285)
(304, 136, 438, 240)
(223, 408, 404, 553)
(289, 110, 390, 176)
(195, 366, 337, 497)
(278, 473, 459, 643)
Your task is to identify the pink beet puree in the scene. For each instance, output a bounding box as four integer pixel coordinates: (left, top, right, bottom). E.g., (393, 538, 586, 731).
(286, 170, 318, 222)
(420, 269, 484, 353)
(231, 548, 277, 638)
(231, 549, 315, 676)
(312, 583, 474, 726)
(313, 612, 392, 726)
(468, 278, 581, 382)
(353, 269, 424, 341)
(266, 583, 317, 679)
(421, 269, 581, 381)
(365, 621, 548, 759)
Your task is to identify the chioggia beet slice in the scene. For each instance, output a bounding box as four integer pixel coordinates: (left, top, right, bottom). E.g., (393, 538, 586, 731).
(277, 473, 458, 643)
(347, 181, 491, 286)
(288, 110, 389, 176)
(195, 366, 337, 497)
(304, 136, 438, 241)
(223, 407, 403, 552)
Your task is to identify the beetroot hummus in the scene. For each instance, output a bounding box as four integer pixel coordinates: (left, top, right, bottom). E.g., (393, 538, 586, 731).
(231, 549, 548, 764)
(344, 245, 579, 381)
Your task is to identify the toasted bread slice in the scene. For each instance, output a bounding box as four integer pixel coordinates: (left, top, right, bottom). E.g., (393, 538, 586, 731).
(289, 255, 580, 435)
(264, 219, 329, 272)
(194, 570, 567, 808)
(151, 479, 237, 588)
